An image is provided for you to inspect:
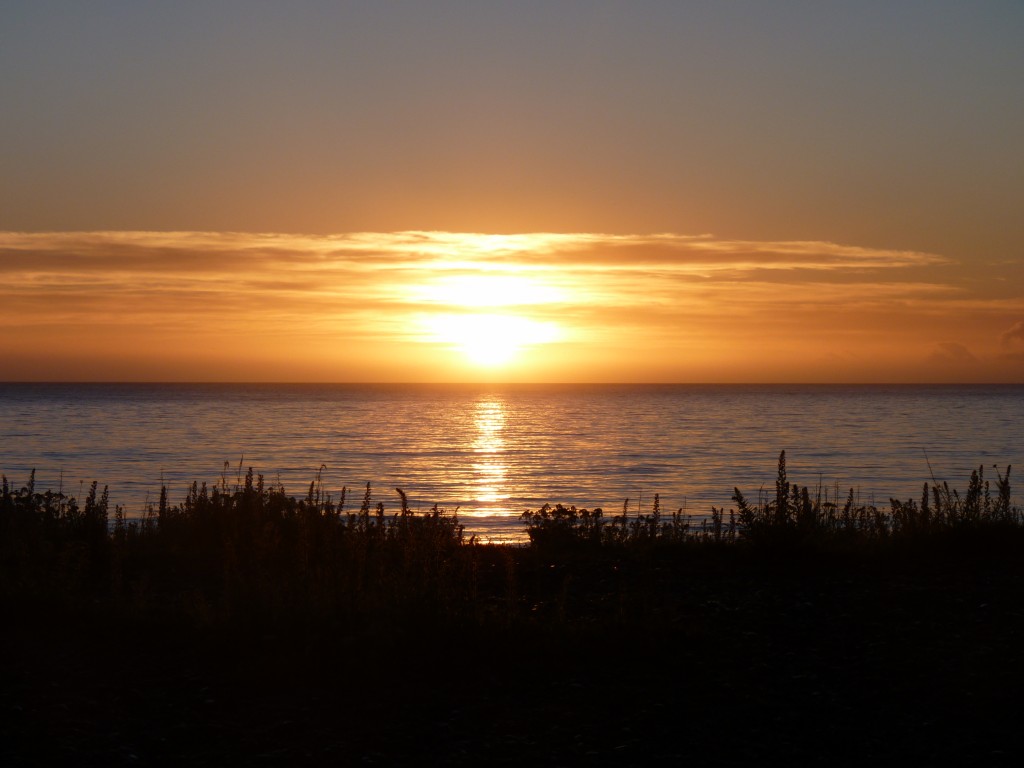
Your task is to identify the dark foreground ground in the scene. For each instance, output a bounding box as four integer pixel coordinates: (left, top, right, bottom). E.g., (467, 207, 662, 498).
(4, 539, 1024, 767)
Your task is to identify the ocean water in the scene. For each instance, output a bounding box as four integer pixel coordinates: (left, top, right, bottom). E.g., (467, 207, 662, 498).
(1, 383, 1021, 540)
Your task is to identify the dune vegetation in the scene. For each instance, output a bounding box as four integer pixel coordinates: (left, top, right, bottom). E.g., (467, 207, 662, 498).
(2, 452, 1022, 765)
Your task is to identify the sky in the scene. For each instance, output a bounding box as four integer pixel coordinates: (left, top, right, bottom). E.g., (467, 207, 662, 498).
(1, 1, 1023, 382)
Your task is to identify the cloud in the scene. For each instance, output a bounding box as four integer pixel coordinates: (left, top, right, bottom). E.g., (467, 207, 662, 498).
(0, 229, 940, 279)
(0, 230, 978, 335)
(0, 229, 957, 326)
(0, 230, 1020, 382)
(928, 342, 979, 365)
(0, 230, 949, 271)
(1000, 320, 1024, 346)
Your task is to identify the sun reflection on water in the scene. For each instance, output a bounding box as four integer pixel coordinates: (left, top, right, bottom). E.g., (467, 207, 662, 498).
(471, 398, 508, 507)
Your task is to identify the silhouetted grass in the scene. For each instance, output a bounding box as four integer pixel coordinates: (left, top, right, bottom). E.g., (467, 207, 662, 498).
(522, 451, 1020, 553)
(2, 453, 1023, 765)
(2, 451, 1021, 629)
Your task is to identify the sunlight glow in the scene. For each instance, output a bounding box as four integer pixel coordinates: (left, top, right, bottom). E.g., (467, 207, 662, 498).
(410, 271, 567, 368)
(423, 313, 561, 367)
(471, 398, 508, 504)
(409, 274, 565, 307)
(5, 230, 1011, 383)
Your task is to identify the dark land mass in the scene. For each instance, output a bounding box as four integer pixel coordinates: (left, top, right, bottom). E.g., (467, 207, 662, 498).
(3, 458, 1023, 766)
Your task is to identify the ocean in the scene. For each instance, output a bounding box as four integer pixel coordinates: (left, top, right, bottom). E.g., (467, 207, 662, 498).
(1, 383, 1021, 540)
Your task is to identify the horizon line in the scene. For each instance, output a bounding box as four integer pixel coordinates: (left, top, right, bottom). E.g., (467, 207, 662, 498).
(2, 381, 1021, 387)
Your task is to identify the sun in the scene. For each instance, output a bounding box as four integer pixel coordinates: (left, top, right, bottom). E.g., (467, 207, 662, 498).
(424, 313, 559, 367)
(411, 273, 565, 367)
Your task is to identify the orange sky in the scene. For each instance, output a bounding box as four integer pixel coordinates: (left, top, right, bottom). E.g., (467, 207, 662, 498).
(1, 4, 1022, 382)
(1, 231, 1021, 382)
